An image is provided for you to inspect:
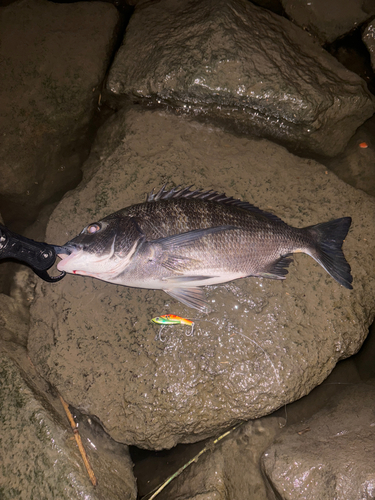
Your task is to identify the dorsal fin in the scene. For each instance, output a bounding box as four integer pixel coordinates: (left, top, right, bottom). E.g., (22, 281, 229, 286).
(146, 185, 284, 223)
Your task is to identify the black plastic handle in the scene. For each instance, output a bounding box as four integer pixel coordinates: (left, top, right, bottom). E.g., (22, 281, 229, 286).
(0, 224, 66, 282)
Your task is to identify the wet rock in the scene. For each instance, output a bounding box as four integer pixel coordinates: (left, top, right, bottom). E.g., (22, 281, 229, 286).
(0, 203, 60, 341)
(364, 21, 375, 71)
(0, 351, 137, 499)
(0, 286, 30, 346)
(282, 0, 375, 44)
(354, 322, 375, 381)
(106, 0, 374, 157)
(138, 356, 362, 498)
(0, 0, 120, 224)
(28, 107, 375, 450)
(262, 382, 375, 499)
(322, 115, 375, 198)
(272, 356, 361, 431)
(0, 210, 37, 342)
(157, 418, 281, 500)
(0, 209, 57, 345)
(250, 0, 285, 15)
(0, 212, 10, 294)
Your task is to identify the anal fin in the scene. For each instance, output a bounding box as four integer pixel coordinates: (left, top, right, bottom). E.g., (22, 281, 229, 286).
(259, 255, 293, 280)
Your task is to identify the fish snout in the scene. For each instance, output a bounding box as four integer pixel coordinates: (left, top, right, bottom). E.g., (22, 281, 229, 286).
(52, 244, 74, 256)
(54, 243, 84, 273)
(53, 243, 81, 263)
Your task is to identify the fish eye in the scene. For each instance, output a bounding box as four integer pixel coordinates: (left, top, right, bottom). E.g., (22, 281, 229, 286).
(87, 223, 101, 234)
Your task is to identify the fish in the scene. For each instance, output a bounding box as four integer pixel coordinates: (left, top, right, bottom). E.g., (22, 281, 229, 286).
(55, 185, 353, 312)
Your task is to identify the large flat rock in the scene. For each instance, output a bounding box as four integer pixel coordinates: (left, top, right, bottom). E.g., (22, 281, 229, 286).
(0, 0, 119, 221)
(0, 351, 137, 499)
(262, 382, 375, 499)
(282, 0, 375, 44)
(364, 21, 375, 72)
(28, 108, 375, 449)
(107, 0, 374, 157)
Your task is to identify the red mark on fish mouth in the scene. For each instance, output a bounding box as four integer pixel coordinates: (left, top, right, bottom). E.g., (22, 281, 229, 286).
(56, 249, 82, 272)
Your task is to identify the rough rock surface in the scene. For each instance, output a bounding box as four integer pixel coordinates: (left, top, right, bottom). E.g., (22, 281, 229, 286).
(0, 212, 12, 294)
(0, 284, 30, 347)
(157, 418, 281, 500)
(282, 0, 375, 44)
(355, 323, 375, 381)
(0, 352, 137, 500)
(364, 21, 375, 71)
(262, 382, 375, 499)
(322, 116, 375, 198)
(28, 108, 375, 449)
(0, 0, 119, 223)
(280, 356, 362, 427)
(107, 0, 374, 157)
(137, 356, 363, 498)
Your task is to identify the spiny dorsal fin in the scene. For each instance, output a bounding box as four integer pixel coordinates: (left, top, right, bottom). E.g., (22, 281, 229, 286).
(147, 185, 284, 223)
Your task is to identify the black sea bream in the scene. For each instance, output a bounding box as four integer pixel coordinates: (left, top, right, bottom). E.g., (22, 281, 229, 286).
(55, 186, 353, 311)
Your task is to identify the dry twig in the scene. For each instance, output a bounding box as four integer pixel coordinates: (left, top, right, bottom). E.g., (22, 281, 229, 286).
(59, 394, 97, 487)
(143, 422, 243, 500)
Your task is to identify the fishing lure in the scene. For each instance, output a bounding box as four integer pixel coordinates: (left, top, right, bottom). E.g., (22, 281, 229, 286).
(151, 314, 195, 340)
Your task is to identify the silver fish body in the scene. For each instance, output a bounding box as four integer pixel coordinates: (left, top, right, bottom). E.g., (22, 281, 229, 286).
(56, 186, 353, 311)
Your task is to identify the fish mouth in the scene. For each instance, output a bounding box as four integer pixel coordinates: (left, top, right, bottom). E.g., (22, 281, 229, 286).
(53, 244, 83, 273)
(53, 242, 120, 277)
(53, 244, 74, 257)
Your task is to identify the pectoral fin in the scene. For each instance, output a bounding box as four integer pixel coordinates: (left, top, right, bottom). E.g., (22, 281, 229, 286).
(155, 225, 237, 273)
(161, 255, 201, 273)
(153, 225, 238, 249)
(163, 287, 210, 312)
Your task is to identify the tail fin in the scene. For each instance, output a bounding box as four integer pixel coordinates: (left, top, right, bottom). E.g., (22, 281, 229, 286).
(306, 217, 353, 289)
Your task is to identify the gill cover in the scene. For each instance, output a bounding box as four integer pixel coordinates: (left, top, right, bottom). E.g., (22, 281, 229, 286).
(57, 215, 144, 277)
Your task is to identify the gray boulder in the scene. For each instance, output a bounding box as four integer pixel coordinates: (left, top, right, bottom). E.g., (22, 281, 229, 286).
(0, 0, 119, 223)
(322, 116, 375, 198)
(28, 108, 375, 449)
(0, 351, 137, 499)
(282, 0, 375, 44)
(262, 382, 375, 499)
(161, 418, 281, 500)
(137, 354, 363, 498)
(107, 0, 374, 157)
(364, 21, 375, 71)
(0, 282, 30, 347)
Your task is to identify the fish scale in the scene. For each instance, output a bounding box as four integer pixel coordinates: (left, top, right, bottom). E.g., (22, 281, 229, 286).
(55, 186, 353, 311)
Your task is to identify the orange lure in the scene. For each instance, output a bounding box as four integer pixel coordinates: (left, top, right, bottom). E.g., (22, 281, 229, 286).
(151, 314, 195, 338)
